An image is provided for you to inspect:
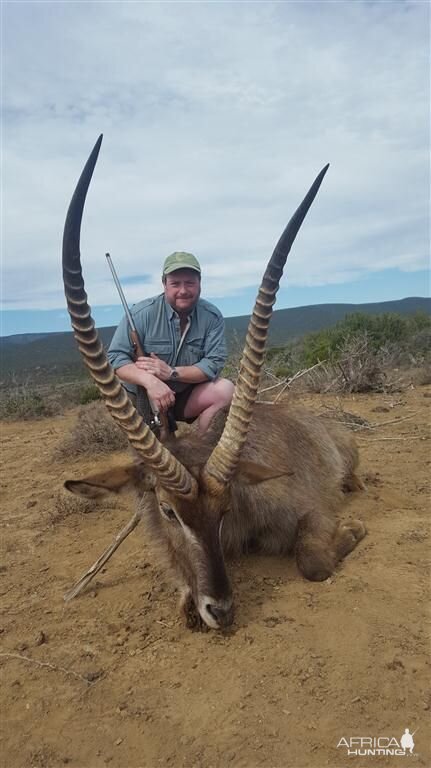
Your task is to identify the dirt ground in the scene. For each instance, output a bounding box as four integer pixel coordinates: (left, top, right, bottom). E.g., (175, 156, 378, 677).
(1, 386, 430, 768)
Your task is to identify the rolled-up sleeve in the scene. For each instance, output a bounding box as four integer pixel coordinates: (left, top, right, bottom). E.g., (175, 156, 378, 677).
(194, 315, 227, 380)
(107, 315, 135, 370)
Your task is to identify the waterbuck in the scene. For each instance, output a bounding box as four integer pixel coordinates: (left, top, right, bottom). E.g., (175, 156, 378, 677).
(63, 136, 366, 630)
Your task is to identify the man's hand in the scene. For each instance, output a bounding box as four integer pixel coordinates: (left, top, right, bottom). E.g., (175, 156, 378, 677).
(144, 375, 175, 413)
(135, 353, 173, 381)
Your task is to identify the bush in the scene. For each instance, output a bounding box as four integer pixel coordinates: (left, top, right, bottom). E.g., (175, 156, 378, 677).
(54, 401, 128, 459)
(0, 388, 52, 419)
(330, 334, 387, 393)
(77, 383, 101, 405)
(256, 311, 431, 396)
(297, 312, 431, 369)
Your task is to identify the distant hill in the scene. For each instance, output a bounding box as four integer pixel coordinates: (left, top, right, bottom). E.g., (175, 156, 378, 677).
(1, 296, 429, 385)
(224, 296, 431, 348)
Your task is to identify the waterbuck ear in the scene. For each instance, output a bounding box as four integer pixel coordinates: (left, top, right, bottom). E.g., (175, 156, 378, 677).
(236, 461, 292, 486)
(64, 463, 155, 499)
(64, 479, 113, 499)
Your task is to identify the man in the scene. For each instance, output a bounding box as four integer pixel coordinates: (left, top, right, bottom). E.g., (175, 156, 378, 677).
(108, 251, 234, 434)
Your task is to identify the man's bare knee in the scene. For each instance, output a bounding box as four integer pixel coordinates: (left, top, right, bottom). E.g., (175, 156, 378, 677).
(214, 378, 234, 407)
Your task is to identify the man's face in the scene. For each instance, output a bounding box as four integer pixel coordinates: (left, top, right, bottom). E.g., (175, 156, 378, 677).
(163, 269, 201, 315)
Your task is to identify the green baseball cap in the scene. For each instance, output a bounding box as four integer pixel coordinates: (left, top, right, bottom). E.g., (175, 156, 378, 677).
(163, 251, 201, 276)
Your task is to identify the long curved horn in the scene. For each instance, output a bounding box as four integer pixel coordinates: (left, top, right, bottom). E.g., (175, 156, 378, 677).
(204, 165, 329, 490)
(62, 136, 197, 500)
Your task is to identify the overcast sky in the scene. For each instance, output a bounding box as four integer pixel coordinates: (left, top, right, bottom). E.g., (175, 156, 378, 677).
(1, 0, 429, 336)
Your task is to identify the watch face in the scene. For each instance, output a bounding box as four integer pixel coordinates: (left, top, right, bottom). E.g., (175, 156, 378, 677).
(171, 368, 179, 380)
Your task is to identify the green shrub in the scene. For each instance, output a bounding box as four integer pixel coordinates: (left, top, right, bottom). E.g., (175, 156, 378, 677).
(297, 312, 431, 368)
(77, 383, 101, 405)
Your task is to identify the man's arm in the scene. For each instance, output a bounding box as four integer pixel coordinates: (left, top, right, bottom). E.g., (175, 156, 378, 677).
(115, 362, 175, 412)
(193, 312, 227, 380)
(136, 312, 227, 383)
(135, 355, 209, 383)
(108, 314, 175, 412)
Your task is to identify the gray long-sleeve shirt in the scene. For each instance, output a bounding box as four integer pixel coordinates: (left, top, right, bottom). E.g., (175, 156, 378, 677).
(107, 294, 227, 394)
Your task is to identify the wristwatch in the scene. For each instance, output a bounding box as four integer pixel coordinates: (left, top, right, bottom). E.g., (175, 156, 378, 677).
(169, 367, 179, 381)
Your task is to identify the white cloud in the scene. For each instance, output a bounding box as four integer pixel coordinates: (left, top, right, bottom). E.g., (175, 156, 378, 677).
(2, 1, 429, 313)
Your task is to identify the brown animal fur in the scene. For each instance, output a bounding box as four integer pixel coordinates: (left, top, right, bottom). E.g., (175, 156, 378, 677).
(66, 402, 366, 629)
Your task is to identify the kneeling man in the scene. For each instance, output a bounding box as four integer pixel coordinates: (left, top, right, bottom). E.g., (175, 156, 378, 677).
(108, 251, 234, 434)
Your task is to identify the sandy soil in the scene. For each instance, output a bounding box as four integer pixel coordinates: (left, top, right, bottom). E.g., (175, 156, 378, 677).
(1, 387, 430, 768)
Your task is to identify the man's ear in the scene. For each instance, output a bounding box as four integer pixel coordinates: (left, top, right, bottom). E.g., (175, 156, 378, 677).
(235, 460, 293, 486)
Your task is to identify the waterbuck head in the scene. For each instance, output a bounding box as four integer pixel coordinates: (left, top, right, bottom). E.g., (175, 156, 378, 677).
(62, 135, 328, 629)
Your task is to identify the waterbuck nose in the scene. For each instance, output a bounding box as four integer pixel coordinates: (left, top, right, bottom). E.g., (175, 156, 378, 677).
(206, 602, 234, 627)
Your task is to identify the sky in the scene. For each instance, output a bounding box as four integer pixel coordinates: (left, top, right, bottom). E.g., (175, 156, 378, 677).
(1, 0, 429, 337)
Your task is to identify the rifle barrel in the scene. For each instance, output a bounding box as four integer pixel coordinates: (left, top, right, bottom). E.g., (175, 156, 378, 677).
(106, 253, 137, 332)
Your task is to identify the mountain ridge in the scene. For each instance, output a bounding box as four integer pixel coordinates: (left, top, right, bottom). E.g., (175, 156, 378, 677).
(1, 297, 429, 383)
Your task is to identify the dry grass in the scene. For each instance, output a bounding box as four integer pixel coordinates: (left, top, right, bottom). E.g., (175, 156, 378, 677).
(53, 401, 128, 460)
(412, 365, 431, 386)
(0, 387, 53, 420)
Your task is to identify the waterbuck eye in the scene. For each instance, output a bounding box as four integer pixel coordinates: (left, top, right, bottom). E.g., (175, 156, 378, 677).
(160, 503, 178, 522)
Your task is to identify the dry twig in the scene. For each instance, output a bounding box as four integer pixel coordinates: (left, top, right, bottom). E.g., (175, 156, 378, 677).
(0, 652, 95, 685)
(64, 508, 143, 601)
(369, 411, 418, 429)
(273, 361, 327, 403)
(357, 435, 426, 442)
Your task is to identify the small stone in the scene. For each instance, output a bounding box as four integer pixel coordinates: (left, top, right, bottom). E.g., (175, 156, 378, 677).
(85, 669, 104, 682)
(34, 631, 46, 646)
(115, 738, 123, 746)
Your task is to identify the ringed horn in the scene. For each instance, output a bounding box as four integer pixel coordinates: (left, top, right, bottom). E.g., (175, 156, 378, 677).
(62, 134, 197, 499)
(203, 163, 329, 491)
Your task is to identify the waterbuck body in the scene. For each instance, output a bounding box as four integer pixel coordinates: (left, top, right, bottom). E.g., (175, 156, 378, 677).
(68, 402, 365, 629)
(62, 136, 366, 630)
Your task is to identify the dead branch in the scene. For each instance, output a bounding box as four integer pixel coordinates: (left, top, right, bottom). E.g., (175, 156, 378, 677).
(64, 508, 143, 601)
(357, 436, 427, 442)
(258, 379, 287, 395)
(0, 652, 95, 685)
(320, 406, 418, 433)
(369, 411, 418, 429)
(273, 360, 327, 403)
